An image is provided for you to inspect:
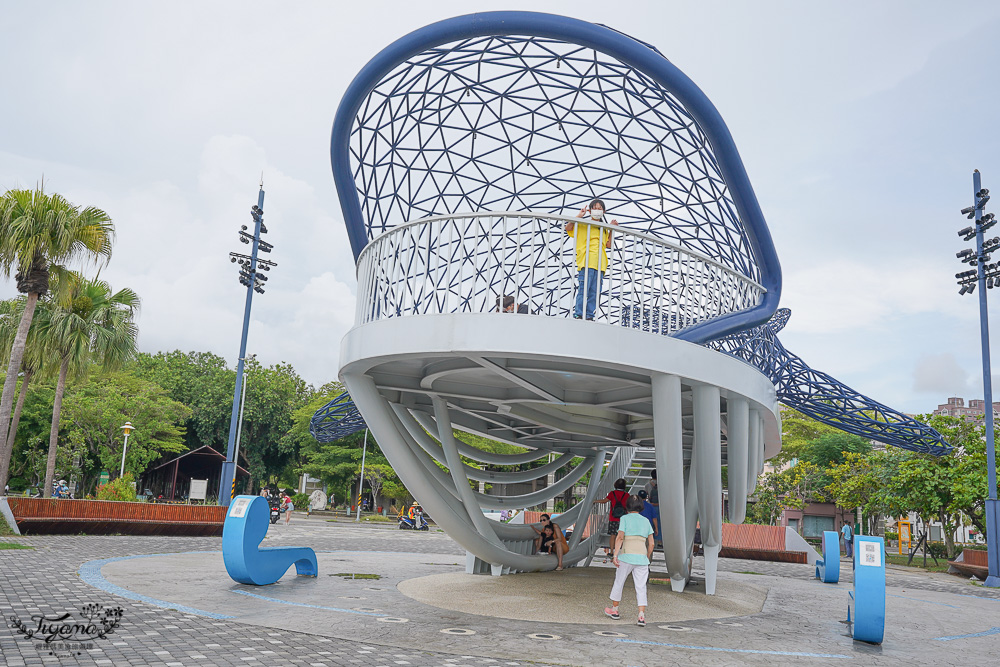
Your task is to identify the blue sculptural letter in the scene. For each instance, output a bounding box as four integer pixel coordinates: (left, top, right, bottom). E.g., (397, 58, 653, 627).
(222, 495, 318, 585)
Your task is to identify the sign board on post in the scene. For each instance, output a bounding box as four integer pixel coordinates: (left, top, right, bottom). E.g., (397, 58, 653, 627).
(190, 479, 208, 502)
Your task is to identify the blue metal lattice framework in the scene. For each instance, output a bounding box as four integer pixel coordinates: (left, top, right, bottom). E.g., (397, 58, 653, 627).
(313, 12, 950, 454)
(330, 11, 782, 345)
(710, 309, 950, 455)
(310, 392, 367, 443)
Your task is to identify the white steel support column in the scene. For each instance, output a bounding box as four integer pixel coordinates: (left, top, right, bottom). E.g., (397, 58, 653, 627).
(693, 385, 722, 595)
(747, 410, 761, 494)
(727, 396, 749, 524)
(651, 373, 688, 591)
(683, 449, 699, 581)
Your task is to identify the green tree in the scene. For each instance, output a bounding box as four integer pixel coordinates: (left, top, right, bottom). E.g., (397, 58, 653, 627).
(237, 358, 309, 488)
(747, 460, 826, 525)
(885, 415, 995, 558)
(33, 275, 139, 493)
(61, 371, 190, 491)
(0, 187, 114, 489)
(827, 448, 905, 535)
(776, 407, 843, 466)
(360, 462, 396, 509)
(797, 431, 872, 491)
(748, 468, 802, 525)
(131, 351, 236, 452)
(0, 297, 49, 468)
(4, 379, 59, 491)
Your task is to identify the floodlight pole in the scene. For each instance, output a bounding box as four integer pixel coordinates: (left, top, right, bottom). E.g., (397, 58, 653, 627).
(971, 170, 1000, 587)
(220, 187, 265, 507)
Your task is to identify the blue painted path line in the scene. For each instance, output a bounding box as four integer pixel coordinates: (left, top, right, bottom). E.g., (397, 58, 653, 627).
(79, 553, 235, 620)
(887, 593, 959, 609)
(615, 638, 851, 658)
(229, 589, 387, 616)
(934, 627, 1000, 641)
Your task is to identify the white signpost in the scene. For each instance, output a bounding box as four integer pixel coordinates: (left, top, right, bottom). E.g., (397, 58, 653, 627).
(190, 479, 208, 502)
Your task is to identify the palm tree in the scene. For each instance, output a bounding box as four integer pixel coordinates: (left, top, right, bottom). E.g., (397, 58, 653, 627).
(0, 187, 113, 490)
(34, 275, 139, 493)
(0, 297, 49, 481)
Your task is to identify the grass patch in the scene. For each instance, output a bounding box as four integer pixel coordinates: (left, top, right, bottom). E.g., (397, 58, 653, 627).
(361, 515, 394, 523)
(885, 554, 951, 573)
(734, 570, 766, 575)
(329, 572, 381, 580)
(0, 542, 33, 550)
(0, 520, 15, 537)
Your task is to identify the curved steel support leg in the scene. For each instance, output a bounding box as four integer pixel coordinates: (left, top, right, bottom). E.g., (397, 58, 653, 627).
(432, 397, 505, 551)
(568, 448, 610, 551)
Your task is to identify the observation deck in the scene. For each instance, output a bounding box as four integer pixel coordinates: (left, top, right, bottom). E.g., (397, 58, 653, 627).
(355, 212, 766, 334)
(341, 209, 780, 593)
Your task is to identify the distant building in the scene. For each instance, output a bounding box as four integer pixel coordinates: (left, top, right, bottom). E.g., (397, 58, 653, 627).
(932, 396, 1000, 424)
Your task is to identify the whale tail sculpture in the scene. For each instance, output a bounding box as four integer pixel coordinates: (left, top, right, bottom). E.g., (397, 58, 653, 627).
(222, 495, 318, 585)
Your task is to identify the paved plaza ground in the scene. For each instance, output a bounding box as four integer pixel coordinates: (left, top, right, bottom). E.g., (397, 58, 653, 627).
(2, 514, 1000, 666)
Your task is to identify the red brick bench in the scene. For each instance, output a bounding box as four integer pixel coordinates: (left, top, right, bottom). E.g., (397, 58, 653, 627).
(719, 524, 809, 564)
(4, 497, 226, 536)
(948, 548, 989, 580)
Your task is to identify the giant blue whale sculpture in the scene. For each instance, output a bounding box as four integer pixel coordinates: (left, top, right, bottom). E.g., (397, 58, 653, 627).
(312, 12, 948, 455)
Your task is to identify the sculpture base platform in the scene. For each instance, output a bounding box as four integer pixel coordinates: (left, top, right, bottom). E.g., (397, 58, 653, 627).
(399, 568, 766, 624)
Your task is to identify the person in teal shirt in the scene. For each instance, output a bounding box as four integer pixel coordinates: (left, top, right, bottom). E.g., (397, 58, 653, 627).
(604, 495, 654, 626)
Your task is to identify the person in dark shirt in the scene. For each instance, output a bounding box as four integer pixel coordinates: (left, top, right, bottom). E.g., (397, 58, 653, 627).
(637, 489, 659, 538)
(496, 295, 529, 313)
(593, 478, 630, 559)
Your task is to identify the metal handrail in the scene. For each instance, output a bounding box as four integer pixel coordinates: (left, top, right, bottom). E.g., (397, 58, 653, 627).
(358, 212, 765, 290)
(354, 211, 766, 334)
(581, 446, 637, 567)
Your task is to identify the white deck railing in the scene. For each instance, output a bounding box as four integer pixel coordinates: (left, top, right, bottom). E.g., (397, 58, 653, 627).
(355, 212, 765, 334)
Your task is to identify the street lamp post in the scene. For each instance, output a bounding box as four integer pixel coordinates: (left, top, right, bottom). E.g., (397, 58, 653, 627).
(356, 429, 369, 522)
(220, 186, 278, 506)
(954, 169, 1000, 587)
(119, 422, 134, 478)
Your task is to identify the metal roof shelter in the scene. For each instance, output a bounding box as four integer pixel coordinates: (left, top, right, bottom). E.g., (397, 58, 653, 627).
(145, 446, 249, 501)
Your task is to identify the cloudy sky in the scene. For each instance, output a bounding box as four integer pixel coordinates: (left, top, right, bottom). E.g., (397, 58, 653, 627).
(3, 1, 1000, 414)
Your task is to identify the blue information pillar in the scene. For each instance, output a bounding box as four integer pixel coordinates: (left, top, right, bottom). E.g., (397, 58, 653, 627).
(815, 530, 840, 584)
(848, 536, 886, 644)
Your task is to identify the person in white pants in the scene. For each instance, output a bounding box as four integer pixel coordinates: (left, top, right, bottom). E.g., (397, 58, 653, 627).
(604, 495, 655, 626)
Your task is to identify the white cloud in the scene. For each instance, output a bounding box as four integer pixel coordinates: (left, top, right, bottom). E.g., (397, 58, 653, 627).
(912, 353, 972, 395)
(4, 0, 1000, 408)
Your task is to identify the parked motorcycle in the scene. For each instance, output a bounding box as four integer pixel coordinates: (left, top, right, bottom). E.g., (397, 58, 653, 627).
(268, 499, 282, 524)
(398, 510, 429, 531)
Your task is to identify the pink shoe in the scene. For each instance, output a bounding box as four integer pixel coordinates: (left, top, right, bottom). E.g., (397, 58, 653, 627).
(604, 606, 620, 620)
(637, 613, 646, 627)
